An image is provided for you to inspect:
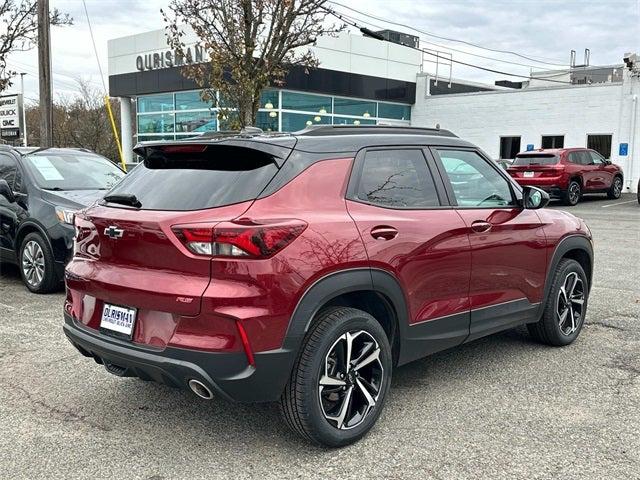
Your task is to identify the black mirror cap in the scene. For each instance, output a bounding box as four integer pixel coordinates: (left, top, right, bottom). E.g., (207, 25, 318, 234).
(0, 179, 15, 203)
(523, 186, 550, 209)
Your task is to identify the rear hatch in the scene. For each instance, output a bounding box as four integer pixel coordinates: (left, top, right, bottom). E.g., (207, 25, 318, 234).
(508, 153, 561, 179)
(66, 139, 294, 333)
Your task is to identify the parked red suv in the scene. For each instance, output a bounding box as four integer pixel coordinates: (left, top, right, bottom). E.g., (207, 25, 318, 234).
(63, 126, 594, 446)
(507, 148, 623, 206)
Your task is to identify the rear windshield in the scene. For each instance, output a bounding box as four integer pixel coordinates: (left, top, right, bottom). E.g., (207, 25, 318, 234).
(513, 154, 558, 166)
(105, 149, 278, 211)
(23, 153, 124, 190)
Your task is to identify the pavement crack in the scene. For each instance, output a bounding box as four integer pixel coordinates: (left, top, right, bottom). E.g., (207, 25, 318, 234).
(5, 381, 113, 432)
(605, 355, 640, 394)
(587, 321, 626, 331)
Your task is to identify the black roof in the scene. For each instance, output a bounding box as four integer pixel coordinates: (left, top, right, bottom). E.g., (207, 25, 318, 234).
(135, 125, 474, 155)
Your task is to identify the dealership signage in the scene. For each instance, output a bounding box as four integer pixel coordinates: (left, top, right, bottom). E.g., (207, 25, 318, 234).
(135, 44, 205, 71)
(0, 94, 22, 139)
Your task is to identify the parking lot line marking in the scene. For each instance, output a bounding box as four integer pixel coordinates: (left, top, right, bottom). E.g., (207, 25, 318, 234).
(601, 200, 638, 208)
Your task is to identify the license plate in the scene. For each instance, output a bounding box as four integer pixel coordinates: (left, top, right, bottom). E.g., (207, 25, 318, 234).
(100, 303, 137, 337)
(523, 171, 535, 178)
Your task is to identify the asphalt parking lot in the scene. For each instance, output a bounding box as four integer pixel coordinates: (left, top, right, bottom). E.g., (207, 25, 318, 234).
(1, 194, 638, 479)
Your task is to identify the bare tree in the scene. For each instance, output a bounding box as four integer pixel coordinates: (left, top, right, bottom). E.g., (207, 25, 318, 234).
(0, 0, 72, 92)
(25, 79, 125, 162)
(162, 0, 343, 128)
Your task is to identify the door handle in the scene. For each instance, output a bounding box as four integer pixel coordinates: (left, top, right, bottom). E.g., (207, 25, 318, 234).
(470, 220, 492, 233)
(370, 225, 398, 241)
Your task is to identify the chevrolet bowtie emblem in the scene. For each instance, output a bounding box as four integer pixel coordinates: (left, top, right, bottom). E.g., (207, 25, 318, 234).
(104, 226, 124, 239)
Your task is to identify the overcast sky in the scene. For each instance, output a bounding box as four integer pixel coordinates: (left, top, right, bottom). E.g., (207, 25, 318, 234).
(5, 0, 640, 102)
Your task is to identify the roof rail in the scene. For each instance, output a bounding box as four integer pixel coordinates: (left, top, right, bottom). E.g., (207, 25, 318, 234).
(295, 125, 458, 138)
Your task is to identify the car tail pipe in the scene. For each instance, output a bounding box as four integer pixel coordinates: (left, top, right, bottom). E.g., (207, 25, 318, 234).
(188, 379, 214, 400)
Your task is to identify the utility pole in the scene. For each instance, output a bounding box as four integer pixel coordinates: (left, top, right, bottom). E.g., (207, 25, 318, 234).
(37, 0, 53, 147)
(20, 73, 28, 147)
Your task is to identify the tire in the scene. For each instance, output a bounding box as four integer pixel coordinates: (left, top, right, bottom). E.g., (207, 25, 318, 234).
(19, 232, 59, 293)
(280, 307, 392, 447)
(607, 175, 623, 199)
(562, 180, 581, 206)
(527, 258, 588, 346)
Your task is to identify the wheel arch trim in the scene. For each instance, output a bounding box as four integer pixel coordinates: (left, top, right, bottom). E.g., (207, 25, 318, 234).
(538, 234, 593, 318)
(15, 221, 54, 257)
(282, 268, 409, 356)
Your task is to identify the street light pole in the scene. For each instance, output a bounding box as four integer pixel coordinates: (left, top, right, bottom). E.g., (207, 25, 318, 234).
(20, 73, 28, 147)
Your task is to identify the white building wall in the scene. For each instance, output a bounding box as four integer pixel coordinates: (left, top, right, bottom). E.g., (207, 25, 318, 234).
(412, 73, 640, 193)
(108, 30, 421, 83)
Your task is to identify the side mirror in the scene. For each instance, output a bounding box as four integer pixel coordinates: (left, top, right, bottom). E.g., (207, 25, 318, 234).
(0, 179, 15, 203)
(522, 186, 550, 209)
(604, 159, 612, 165)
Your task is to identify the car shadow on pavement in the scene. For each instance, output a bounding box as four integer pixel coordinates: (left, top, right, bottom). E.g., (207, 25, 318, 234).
(77, 326, 539, 450)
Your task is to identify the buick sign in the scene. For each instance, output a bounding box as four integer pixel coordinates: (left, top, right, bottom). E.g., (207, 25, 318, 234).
(0, 94, 21, 134)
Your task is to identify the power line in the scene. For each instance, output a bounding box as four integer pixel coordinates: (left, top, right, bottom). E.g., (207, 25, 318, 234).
(327, 0, 571, 67)
(81, 0, 107, 93)
(333, 8, 572, 72)
(322, 6, 573, 85)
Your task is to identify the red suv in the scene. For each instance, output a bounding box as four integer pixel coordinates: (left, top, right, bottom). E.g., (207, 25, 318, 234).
(63, 126, 593, 446)
(507, 148, 623, 206)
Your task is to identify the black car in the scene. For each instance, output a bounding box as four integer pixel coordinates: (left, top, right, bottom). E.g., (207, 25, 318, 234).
(0, 146, 125, 292)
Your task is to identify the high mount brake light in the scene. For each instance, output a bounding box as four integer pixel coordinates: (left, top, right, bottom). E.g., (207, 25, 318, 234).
(172, 220, 307, 258)
(158, 145, 208, 154)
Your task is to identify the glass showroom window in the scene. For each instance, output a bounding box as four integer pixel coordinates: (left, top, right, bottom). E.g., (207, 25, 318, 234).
(137, 135, 176, 142)
(256, 111, 279, 132)
(333, 116, 375, 126)
(175, 111, 217, 133)
(137, 93, 174, 113)
(261, 89, 279, 110)
(138, 113, 175, 134)
(175, 91, 211, 110)
(282, 91, 332, 114)
(334, 98, 376, 118)
(378, 102, 411, 121)
(282, 112, 331, 132)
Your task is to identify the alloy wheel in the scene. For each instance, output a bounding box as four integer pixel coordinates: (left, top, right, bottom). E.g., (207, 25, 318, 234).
(22, 240, 45, 287)
(569, 183, 580, 204)
(318, 330, 384, 430)
(613, 177, 622, 197)
(556, 272, 585, 336)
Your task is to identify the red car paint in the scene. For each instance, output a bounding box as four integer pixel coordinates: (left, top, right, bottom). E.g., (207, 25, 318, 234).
(66, 157, 368, 354)
(507, 148, 623, 193)
(63, 130, 594, 404)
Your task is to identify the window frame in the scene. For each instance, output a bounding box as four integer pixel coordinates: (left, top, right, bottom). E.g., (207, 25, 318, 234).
(499, 136, 521, 160)
(430, 146, 523, 209)
(541, 134, 565, 149)
(346, 146, 449, 210)
(0, 152, 21, 192)
(586, 133, 613, 159)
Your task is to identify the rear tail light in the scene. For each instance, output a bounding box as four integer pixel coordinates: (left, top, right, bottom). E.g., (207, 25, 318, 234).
(172, 219, 307, 258)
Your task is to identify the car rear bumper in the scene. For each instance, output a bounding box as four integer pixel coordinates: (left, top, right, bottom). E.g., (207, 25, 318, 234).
(63, 313, 295, 403)
(512, 177, 566, 198)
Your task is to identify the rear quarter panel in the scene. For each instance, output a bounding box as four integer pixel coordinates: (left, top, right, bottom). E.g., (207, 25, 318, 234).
(204, 156, 369, 352)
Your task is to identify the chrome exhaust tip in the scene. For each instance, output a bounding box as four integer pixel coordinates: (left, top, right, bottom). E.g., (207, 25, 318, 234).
(188, 379, 214, 400)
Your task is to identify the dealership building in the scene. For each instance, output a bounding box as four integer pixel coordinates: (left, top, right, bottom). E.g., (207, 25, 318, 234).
(107, 29, 639, 192)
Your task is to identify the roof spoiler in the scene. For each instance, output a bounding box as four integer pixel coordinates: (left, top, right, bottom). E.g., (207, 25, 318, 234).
(133, 139, 295, 168)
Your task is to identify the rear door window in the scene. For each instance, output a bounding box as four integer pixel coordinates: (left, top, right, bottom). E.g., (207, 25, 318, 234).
(352, 149, 440, 208)
(107, 146, 279, 211)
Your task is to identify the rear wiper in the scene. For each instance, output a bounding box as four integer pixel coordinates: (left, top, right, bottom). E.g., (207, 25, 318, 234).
(103, 193, 142, 208)
(42, 187, 64, 191)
